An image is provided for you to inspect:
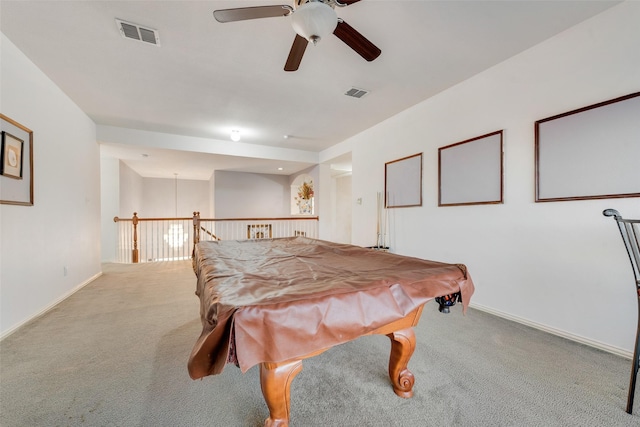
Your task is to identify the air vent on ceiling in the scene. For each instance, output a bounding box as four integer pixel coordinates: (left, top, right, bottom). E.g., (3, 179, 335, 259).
(115, 19, 160, 46)
(344, 87, 370, 99)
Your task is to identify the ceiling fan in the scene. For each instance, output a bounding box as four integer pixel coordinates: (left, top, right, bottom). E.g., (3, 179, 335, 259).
(213, 0, 381, 71)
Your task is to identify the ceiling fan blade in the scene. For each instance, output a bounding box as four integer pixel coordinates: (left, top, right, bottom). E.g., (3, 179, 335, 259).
(333, 20, 381, 62)
(213, 5, 292, 23)
(284, 34, 308, 72)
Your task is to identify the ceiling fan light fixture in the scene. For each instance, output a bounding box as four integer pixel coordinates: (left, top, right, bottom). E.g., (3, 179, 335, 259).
(291, 2, 337, 45)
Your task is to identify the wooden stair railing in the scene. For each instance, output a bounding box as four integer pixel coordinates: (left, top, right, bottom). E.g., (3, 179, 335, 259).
(115, 212, 319, 263)
(114, 213, 195, 263)
(201, 227, 220, 241)
(193, 212, 220, 242)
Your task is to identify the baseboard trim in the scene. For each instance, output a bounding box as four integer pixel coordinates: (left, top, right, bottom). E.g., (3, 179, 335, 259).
(470, 302, 633, 360)
(0, 271, 103, 341)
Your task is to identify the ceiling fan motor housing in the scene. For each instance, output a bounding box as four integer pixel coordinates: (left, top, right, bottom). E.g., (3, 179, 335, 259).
(291, 1, 338, 44)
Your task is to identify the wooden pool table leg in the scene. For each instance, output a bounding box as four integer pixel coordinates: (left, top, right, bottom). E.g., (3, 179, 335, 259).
(260, 359, 303, 427)
(387, 327, 416, 398)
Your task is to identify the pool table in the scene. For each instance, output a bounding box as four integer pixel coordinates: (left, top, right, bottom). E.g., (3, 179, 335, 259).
(188, 237, 474, 427)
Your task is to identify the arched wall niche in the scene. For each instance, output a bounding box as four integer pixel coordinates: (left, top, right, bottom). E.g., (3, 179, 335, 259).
(290, 173, 314, 215)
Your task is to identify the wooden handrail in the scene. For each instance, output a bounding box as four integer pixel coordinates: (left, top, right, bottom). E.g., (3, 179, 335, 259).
(200, 226, 220, 241)
(114, 216, 319, 222)
(197, 216, 319, 222)
(114, 216, 194, 222)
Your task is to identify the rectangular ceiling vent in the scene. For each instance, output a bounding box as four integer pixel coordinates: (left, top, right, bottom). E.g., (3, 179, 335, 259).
(344, 87, 370, 99)
(115, 19, 160, 46)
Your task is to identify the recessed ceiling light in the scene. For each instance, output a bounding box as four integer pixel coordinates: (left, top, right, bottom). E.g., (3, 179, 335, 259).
(283, 135, 289, 139)
(277, 167, 284, 171)
(230, 130, 241, 142)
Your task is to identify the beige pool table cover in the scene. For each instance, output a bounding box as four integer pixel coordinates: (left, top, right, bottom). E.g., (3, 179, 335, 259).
(188, 237, 475, 379)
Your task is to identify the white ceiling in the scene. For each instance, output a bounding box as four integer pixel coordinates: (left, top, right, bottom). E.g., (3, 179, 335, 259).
(0, 0, 620, 179)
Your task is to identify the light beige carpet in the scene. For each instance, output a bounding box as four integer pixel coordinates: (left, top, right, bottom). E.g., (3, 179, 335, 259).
(0, 261, 638, 426)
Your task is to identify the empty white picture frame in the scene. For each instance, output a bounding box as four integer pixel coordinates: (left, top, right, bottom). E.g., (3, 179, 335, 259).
(385, 153, 422, 208)
(439, 130, 504, 206)
(535, 92, 640, 202)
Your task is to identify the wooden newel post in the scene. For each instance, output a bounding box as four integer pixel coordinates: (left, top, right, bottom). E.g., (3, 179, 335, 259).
(132, 212, 139, 263)
(192, 211, 200, 258)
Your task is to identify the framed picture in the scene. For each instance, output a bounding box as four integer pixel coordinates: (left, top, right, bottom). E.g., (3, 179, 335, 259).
(385, 153, 422, 208)
(1, 132, 24, 179)
(439, 130, 504, 206)
(1, 114, 34, 206)
(248, 224, 272, 239)
(535, 92, 640, 202)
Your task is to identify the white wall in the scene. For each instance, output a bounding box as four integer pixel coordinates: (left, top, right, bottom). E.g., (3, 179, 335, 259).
(1, 33, 101, 337)
(111, 158, 210, 219)
(118, 161, 143, 217)
(141, 177, 209, 218)
(332, 174, 352, 244)
(344, 2, 640, 355)
(100, 156, 119, 262)
(318, 163, 332, 240)
(209, 172, 215, 219)
(214, 170, 291, 218)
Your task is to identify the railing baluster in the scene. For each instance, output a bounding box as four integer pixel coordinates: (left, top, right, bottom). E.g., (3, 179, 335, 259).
(132, 212, 139, 263)
(140, 220, 145, 263)
(126, 220, 130, 262)
(167, 220, 171, 261)
(162, 219, 166, 261)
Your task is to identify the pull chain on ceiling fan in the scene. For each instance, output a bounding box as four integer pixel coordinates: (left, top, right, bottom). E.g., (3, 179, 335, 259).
(213, 0, 381, 71)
